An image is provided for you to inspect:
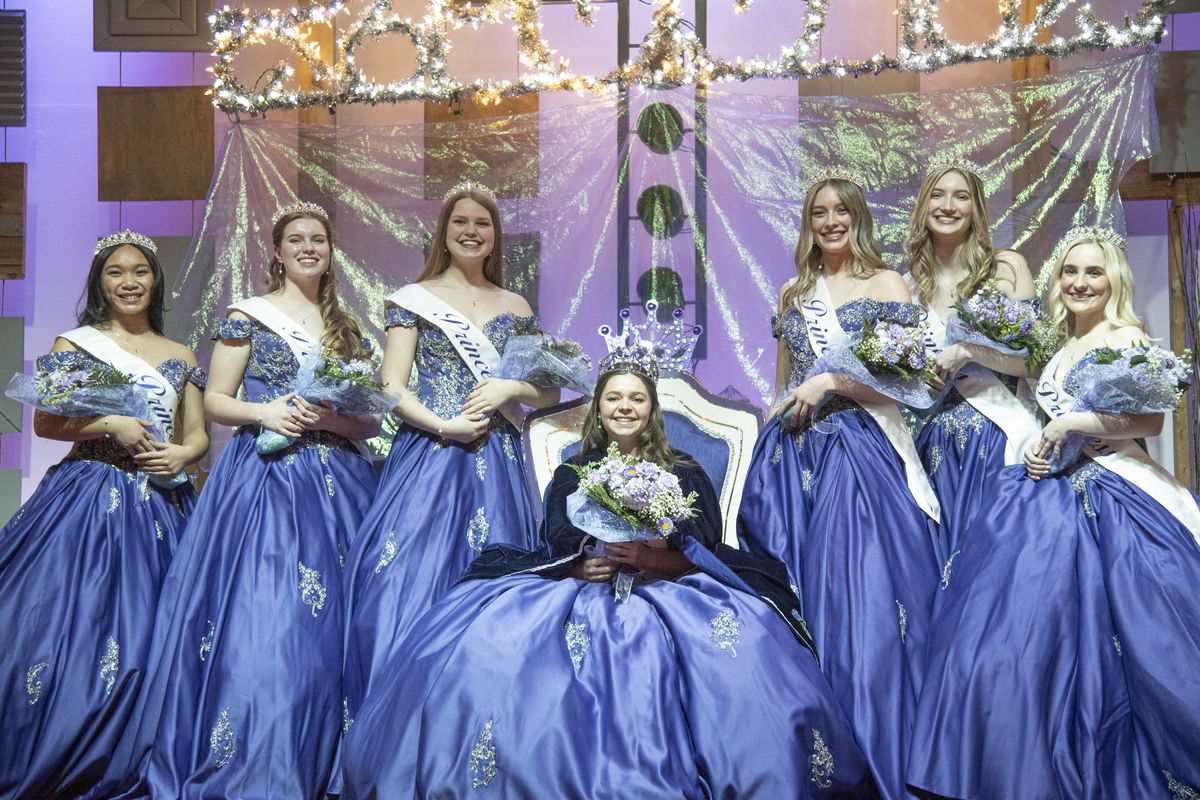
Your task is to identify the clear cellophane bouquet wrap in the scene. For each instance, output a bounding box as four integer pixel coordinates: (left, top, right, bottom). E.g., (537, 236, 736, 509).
(947, 280, 1059, 373)
(495, 334, 595, 396)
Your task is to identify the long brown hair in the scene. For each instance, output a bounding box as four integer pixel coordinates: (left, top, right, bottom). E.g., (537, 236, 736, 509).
(781, 178, 887, 312)
(268, 211, 370, 360)
(579, 370, 689, 470)
(903, 167, 999, 306)
(415, 188, 504, 286)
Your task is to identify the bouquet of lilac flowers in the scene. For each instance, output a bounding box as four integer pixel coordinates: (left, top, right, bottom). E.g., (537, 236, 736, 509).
(803, 316, 938, 411)
(1047, 344, 1193, 474)
(567, 443, 698, 601)
(496, 334, 594, 396)
(256, 351, 397, 455)
(948, 280, 1059, 372)
(7, 360, 188, 488)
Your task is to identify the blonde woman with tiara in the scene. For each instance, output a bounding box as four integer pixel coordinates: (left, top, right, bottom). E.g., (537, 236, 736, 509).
(736, 168, 943, 800)
(908, 227, 1200, 799)
(902, 157, 1041, 554)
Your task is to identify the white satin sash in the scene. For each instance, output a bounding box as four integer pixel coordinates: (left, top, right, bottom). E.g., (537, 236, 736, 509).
(61, 325, 179, 440)
(800, 277, 941, 521)
(228, 296, 321, 366)
(388, 284, 523, 427)
(1035, 349, 1200, 546)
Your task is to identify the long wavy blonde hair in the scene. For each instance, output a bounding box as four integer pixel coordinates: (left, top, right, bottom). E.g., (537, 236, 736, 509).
(781, 178, 887, 312)
(416, 187, 504, 286)
(268, 211, 370, 360)
(904, 167, 1000, 306)
(1043, 237, 1146, 340)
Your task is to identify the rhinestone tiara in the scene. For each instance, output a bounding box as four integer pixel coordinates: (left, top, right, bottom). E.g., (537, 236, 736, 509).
(926, 153, 983, 179)
(1060, 225, 1127, 252)
(271, 201, 329, 227)
(597, 301, 704, 382)
(95, 229, 158, 256)
(443, 180, 497, 204)
(803, 166, 867, 196)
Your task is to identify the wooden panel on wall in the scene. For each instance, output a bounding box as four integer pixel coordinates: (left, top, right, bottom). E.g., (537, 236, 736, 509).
(97, 86, 214, 201)
(94, 0, 214, 52)
(1151, 52, 1200, 175)
(0, 162, 25, 280)
(0, 11, 26, 126)
(423, 94, 540, 200)
(0, 316, 22, 434)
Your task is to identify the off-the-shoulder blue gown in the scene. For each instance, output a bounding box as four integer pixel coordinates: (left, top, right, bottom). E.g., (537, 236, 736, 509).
(0, 349, 202, 800)
(908, 349, 1200, 799)
(341, 452, 879, 799)
(736, 299, 942, 800)
(341, 306, 542, 726)
(116, 318, 378, 799)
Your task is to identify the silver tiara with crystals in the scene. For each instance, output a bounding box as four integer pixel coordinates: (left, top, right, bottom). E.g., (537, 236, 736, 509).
(803, 166, 867, 196)
(597, 301, 704, 382)
(271, 201, 329, 227)
(1060, 225, 1127, 252)
(443, 180, 496, 204)
(926, 153, 984, 179)
(95, 229, 158, 256)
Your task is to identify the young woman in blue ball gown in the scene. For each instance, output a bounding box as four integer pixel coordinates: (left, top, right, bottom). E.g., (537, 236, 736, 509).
(908, 229, 1200, 799)
(341, 356, 879, 799)
(0, 232, 207, 800)
(340, 182, 560, 731)
(736, 173, 943, 800)
(903, 161, 1040, 555)
(117, 203, 381, 799)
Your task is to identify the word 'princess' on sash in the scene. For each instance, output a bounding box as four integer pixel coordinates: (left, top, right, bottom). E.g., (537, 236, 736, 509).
(1035, 350, 1200, 546)
(387, 284, 524, 427)
(799, 277, 941, 522)
(60, 325, 179, 441)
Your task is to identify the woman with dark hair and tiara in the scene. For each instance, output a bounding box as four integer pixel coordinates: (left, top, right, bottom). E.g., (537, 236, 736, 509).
(902, 157, 1041, 555)
(114, 202, 381, 799)
(339, 334, 878, 799)
(736, 169, 943, 800)
(340, 181, 561, 736)
(908, 227, 1200, 799)
(0, 231, 207, 800)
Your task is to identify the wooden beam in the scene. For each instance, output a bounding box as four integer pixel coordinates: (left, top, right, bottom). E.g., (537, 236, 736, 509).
(0, 162, 24, 280)
(1169, 195, 1197, 487)
(1119, 159, 1200, 201)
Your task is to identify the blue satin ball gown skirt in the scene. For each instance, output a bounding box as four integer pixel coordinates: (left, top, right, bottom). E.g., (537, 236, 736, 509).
(915, 398, 1013, 557)
(341, 570, 879, 799)
(342, 424, 538, 714)
(0, 456, 194, 800)
(737, 409, 942, 800)
(908, 461, 1200, 799)
(122, 430, 377, 800)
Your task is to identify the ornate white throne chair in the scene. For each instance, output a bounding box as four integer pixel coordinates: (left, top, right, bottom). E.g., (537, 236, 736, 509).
(521, 371, 763, 547)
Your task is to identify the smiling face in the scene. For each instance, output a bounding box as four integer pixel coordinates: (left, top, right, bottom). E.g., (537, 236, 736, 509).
(809, 184, 852, 256)
(100, 245, 155, 318)
(598, 372, 652, 451)
(445, 198, 496, 265)
(274, 217, 331, 283)
(925, 170, 974, 239)
(1058, 242, 1112, 320)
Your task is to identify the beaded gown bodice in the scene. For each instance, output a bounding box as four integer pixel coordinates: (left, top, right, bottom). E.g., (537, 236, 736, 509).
(212, 318, 317, 404)
(385, 306, 540, 421)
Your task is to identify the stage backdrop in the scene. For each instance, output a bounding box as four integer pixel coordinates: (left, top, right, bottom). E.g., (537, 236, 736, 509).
(172, 50, 1158, 447)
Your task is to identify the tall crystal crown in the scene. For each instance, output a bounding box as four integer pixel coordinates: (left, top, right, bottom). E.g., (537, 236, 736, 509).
(95, 229, 158, 256)
(1060, 225, 1127, 252)
(271, 201, 329, 227)
(803, 166, 867, 196)
(597, 301, 703, 382)
(926, 153, 983, 179)
(443, 180, 497, 204)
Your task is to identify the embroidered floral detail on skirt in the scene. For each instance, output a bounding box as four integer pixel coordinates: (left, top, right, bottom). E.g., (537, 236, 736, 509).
(564, 621, 590, 672)
(466, 507, 490, 553)
(811, 729, 834, 788)
(200, 620, 215, 661)
(1164, 771, 1200, 800)
(210, 708, 236, 768)
(375, 530, 399, 573)
(896, 600, 908, 643)
(709, 609, 743, 658)
(298, 561, 327, 617)
(106, 487, 120, 514)
(469, 719, 497, 789)
(99, 637, 119, 695)
(941, 549, 961, 590)
(26, 662, 48, 705)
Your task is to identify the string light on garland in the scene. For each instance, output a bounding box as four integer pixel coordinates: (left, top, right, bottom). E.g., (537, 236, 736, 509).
(207, 0, 1167, 113)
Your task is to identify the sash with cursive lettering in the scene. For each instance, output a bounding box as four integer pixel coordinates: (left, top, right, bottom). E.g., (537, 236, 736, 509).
(800, 277, 941, 521)
(1035, 349, 1200, 546)
(228, 296, 321, 366)
(60, 325, 179, 441)
(387, 284, 524, 427)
